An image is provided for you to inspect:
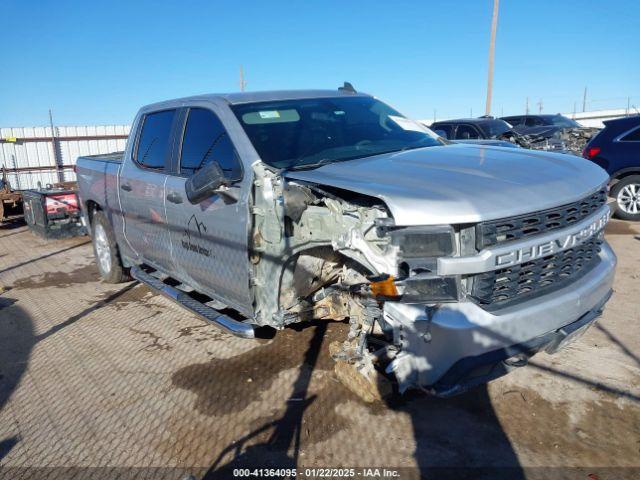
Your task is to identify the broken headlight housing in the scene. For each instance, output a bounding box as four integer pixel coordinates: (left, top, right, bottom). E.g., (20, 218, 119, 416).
(387, 225, 461, 303)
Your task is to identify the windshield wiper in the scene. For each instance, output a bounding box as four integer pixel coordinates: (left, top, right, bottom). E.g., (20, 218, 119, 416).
(284, 158, 336, 172)
(284, 144, 436, 172)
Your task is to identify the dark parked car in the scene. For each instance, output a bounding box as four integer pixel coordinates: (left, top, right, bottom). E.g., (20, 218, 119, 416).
(500, 114, 599, 155)
(583, 115, 640, 220)
(430, 117, 513, 141)
(501, 114, 581, 131)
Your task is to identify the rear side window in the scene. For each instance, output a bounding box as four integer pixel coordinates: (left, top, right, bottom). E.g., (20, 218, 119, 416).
(135, 110, 176, 169)
(621, 126, 640, 142)
(179, 108, 242, 180)
(432, 124, 453, 139)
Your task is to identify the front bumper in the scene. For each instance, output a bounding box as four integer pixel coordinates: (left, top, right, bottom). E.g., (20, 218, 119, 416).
(382, 241, 617, 394)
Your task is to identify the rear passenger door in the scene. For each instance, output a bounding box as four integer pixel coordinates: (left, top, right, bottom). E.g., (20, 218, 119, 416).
(119, 109, 178, 272)
(164, 106, 251, 315)
(617, 125, 640, 165)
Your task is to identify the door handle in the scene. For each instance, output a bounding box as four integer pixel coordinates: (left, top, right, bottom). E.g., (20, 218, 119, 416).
(166, 192, 183, 204)
(120, 183, 132, 192)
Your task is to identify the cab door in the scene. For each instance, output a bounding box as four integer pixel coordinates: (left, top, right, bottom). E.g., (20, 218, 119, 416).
(119, 109, 178, 272)
(164, 105, 252, 316)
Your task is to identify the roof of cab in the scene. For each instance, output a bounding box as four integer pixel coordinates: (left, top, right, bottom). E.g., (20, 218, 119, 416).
(141, 89, 370, 111)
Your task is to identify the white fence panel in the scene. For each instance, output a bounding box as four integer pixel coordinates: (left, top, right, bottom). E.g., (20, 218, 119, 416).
(1, 124, 130, 190)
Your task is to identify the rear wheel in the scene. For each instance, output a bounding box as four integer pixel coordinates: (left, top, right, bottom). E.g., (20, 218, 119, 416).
(91, 210, 130, 283)
(612, 175, 640, 221)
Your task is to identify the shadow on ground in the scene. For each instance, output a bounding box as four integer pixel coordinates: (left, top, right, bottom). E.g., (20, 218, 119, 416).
(171, 321, 524, 480)
(0, 282, 137, 465)
(0, 298, 34, 463)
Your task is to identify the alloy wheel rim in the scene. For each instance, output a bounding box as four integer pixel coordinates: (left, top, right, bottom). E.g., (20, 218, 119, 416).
(94, 224, 112, 274)
(617, 183, 640, 215)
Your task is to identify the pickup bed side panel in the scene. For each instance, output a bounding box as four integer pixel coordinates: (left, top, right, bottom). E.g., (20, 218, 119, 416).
(76, 156, 130, 256)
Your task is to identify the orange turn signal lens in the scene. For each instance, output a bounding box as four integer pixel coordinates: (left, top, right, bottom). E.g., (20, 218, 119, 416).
(369, 274, 399, 298)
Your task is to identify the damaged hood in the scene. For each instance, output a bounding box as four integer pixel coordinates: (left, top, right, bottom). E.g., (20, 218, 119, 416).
(284, 143, 609, 225)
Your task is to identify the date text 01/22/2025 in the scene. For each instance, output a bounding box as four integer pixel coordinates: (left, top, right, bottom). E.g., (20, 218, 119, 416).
(232, 467, 402, 478)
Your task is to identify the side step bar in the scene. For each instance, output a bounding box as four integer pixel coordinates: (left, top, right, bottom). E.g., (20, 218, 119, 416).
(130, 266, 256, 339)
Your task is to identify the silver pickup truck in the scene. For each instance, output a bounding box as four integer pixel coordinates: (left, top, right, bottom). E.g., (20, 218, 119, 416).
(77, 88, 616, 399)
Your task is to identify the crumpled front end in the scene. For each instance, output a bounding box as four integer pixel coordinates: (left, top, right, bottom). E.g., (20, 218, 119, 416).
(257, 158, 616, 400)
(381, 241, 616, 395)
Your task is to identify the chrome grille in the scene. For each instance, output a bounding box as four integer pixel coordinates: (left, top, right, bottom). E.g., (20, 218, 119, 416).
(471, 236, 603, 308)
(476, 188, 608, 249)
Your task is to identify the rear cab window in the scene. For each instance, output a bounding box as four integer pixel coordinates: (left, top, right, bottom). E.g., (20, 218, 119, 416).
(178, 107, 242, 180)
(135, 109, 177, 170)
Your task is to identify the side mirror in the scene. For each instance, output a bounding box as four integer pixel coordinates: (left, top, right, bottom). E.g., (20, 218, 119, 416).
(185, 161, 227, 204)
(434, 129, 448, 139)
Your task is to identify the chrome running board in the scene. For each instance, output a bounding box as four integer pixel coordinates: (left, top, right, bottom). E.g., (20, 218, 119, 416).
(130, 266, 255, 339)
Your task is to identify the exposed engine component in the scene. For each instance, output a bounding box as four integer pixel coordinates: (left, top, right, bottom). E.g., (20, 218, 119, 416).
(499, 127, 600, 156)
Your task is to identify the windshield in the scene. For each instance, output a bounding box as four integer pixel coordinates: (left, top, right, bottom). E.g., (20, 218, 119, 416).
(547, 115, 581, 128)
(480, 119, 513, 137)
(231, 96, 442, 169)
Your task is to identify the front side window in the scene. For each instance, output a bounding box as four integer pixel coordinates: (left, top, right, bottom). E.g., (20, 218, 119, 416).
(231, 96, 442, 170)
(480, 120, 512, 137)
(525, 116, 543, 127)
(455, 125, 480, 139)
(135, 110, 176, 169)
(180, 108, 242, 180)
(620, 126, 640, 142)
(503, 116, 524, 126)
(547, 115, 581, 128)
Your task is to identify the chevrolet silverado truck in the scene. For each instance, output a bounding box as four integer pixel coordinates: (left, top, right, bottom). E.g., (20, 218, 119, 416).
(76, 87, 616, 399)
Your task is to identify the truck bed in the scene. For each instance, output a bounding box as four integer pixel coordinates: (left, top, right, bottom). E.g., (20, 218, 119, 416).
(76, 152, 124, 228)
(80, 152, 124, 163)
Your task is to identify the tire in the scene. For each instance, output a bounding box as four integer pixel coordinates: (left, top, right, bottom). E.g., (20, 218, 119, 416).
(611, 175, 640, 221)
(91, 210, 131, 283)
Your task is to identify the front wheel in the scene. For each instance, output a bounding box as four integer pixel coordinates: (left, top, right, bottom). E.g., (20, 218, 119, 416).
(91, 210, 130, 283)
(611, 175, 640, 221)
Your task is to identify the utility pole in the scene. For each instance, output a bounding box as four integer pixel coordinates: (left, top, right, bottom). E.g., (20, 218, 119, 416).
(48, 109, 64, 184)
(582, 86, 587, 112)
(239, 65, 247, 92)
(537, 99, 543, 114)
(484, 0, 500, 116)
(525, 97, 529, 115)
(433, 109, 437, 123)
(573, 102, 577, 118)
(627, 97, 631, 116)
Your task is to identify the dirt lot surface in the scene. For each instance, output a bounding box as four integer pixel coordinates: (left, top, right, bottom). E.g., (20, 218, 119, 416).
(0, 219, 638, 480)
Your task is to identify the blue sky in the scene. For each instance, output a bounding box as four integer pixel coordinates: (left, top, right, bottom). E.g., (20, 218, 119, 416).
(1, 0, 638, 126)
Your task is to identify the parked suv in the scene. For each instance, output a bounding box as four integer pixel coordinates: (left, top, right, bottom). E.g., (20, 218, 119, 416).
(583, 115, 640, 220)
(77, 88, 615, 400)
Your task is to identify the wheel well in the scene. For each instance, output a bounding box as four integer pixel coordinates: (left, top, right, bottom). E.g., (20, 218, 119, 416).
(612, 169, 640, 182)
(85, 200, 102, 225)
(277, 246, 372, 311)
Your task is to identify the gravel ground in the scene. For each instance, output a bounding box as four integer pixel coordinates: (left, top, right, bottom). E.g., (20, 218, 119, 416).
(0, 218, 638, 480)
